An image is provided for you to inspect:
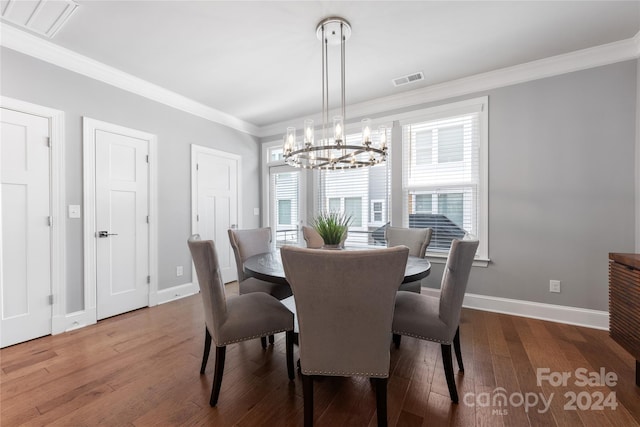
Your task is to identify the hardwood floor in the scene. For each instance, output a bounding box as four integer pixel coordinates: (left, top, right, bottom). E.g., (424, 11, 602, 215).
(2, 284, 639, 426)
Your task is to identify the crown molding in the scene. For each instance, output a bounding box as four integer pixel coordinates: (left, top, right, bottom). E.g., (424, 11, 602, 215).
(2, 23, 638, 139)
(0, 24, 260, 136)
(258, 33, 640, 138)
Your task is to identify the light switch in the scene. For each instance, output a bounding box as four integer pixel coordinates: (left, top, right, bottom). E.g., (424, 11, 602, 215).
(68, 205, 81, 219)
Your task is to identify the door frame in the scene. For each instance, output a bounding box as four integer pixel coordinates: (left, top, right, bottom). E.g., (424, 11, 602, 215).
(0, 96, 66, 335)
(190, 144, 242, 286)
(83, 117, 158, 323)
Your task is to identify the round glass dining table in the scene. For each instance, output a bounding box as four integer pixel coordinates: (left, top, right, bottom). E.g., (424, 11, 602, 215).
(243, 248, 431, 286)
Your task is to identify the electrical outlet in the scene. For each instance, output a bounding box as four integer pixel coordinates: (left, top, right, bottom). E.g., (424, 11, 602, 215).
(550, 280, 561, 293)
(176, 266, 183, 277)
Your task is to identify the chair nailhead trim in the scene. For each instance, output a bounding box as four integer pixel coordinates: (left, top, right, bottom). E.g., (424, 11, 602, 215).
(302, 370, 388, 377)
(392, 331, 451, 345)
(218, 327, 294, 346)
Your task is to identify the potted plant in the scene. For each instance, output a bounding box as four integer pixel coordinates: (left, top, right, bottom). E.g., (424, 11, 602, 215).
(310, 211, 352, 248)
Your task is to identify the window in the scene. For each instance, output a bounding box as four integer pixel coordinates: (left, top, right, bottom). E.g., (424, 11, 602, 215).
(269, 147, 284, 162)
(328, 197, 341, 212)
(371, 199, 385, 223)
(317, 129, 390, 247)
(271, 169, 300, 246)
(345, 197, 362, 227)
(402, 97, 488, 258)
(277, 199, 292, 225)
(263, 97, 487, 262)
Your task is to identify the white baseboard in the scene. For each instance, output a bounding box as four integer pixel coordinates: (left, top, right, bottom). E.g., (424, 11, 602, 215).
(51, 284, 197, 336)
(157, 282, 199, 305)
(52, 308, 97, 334)
(421, 288, 609, 331)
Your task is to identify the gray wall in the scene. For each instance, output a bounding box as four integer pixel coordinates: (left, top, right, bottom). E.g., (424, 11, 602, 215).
(420, 62, 636, 311)
(1, 47, 262, 312)
(265, 60, 637, 312)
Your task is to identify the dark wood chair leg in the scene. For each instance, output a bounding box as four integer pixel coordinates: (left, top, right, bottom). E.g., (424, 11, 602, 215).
(210, 346, 226, 407)
(392, 333, 401, 349)
(286, 331, 295, 380)
(373, 377, 388, 427)
(453, 326, 464, 373)
(200, 327, 212, 374)
(260, 336, 267, 348)
(441, 344, 458, 403)
(302, 373, 314, 427)
(269, 334, 275, 344)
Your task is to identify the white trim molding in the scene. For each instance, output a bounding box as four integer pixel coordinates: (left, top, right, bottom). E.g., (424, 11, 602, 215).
(157, 282, 198, 305)
(0, 24, 259, 136)
(421, 288, 609, 330)
(0, 96, 67, 336)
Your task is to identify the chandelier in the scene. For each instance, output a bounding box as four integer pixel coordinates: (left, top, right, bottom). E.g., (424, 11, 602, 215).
(283, 17, 387, 170)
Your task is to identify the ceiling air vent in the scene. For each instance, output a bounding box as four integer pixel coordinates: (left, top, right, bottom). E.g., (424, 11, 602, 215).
(392, 72, 424, 87)
(1, 0, 78, 38)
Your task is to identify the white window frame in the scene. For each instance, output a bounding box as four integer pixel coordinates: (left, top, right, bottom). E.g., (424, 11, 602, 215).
(395, 96, 489, 266)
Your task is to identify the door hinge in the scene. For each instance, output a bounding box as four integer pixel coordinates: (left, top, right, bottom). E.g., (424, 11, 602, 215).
(196, 163, 199, 170)
(147, 275, 151, 284)
(48, 294, 54, 305)
(196, 214, 199, 222)
(47, 216, 52, 226)
(146, 155, 149, 163)
(45, 137, 51, 147)
(146, 215, 150, 224)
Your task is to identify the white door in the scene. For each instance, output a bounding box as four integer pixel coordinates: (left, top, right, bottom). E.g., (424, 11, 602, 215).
(94, 128, 150, 320)
(192, 146, 239, 284)
(0, 108, 51, 347)
(269, 165, 305, 247)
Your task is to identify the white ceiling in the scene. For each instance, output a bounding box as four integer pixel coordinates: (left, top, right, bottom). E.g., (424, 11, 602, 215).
(2, 1, 639, 130)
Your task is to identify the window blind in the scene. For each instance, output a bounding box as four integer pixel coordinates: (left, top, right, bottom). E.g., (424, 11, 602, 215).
(402, 111, 481, 252)
(271, 169, 300, 247)
(317, 130, 390, 247)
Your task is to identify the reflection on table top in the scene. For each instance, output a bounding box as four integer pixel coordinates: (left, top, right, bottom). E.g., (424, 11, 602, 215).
(244, 248, 431, 286)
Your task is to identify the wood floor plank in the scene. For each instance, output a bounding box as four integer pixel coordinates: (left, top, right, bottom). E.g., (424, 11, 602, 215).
(1, 290, 639, 427)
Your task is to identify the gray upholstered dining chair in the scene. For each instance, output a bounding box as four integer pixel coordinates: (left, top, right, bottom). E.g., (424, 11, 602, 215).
(228, 227, 292, 300)
(385, 226, 432, 293)
(301, 225, 324, 248)
(281, 245, 410, 427)
(392, 238, 479, 404)
(188, 235, 295, 407)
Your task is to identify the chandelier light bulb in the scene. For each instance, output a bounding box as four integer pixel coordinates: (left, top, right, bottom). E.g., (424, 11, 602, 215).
(304, 119, 314, 147)
(362, 118, 372, 145)
(334, 116, 344, 144)
(379, 126, 387, 150)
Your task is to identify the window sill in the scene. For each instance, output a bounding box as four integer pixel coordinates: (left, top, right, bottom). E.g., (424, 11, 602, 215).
(426, 253, 490, 268)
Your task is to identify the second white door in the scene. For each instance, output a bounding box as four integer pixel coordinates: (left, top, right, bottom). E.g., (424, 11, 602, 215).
(192, 146, 239, 284)
(93, 125, 150, 320)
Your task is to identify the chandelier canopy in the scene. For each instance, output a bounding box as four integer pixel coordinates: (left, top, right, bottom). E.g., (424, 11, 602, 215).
(283, 17, 387, 170)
